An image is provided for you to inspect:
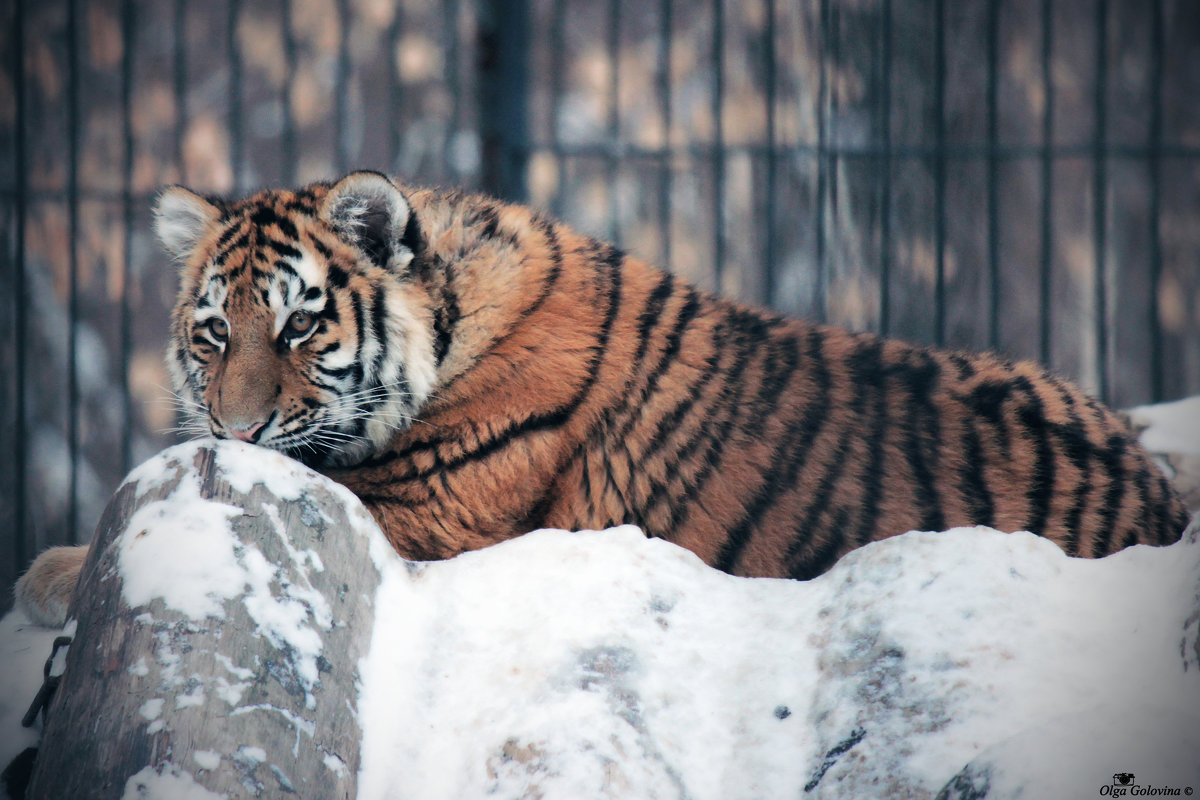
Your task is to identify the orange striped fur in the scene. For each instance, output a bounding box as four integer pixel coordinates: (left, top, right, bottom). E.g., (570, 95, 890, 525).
(15, 172, 1188, 624)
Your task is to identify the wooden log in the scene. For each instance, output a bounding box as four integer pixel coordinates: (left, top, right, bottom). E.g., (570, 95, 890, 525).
(26, 440, 384, 799)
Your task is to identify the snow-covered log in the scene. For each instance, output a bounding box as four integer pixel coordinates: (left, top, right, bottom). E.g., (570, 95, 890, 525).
(26, 441, 383, 799)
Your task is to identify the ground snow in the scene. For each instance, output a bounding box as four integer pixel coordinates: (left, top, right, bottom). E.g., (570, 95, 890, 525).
(1127, 396, 1200, 456)
(2, 438, 1199, 798)
(355, 525, 1200, 799)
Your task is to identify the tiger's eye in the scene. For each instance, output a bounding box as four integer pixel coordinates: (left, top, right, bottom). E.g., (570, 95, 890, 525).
(286, 310, 315, 337)
(207, 317, 228, 341)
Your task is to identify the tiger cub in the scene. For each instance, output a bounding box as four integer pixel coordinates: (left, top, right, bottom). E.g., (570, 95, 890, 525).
(16, 171, 1188, 626)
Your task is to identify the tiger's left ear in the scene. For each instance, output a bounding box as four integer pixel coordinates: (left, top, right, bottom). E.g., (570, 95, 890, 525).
(319, 171, 419, 272)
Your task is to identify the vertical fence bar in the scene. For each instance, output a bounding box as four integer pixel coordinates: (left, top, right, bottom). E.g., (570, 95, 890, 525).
(551, 0, 566, 214)
(173, 0, 187, 181)
(986, 0, 1000, 352)
(933, 0, 946, 346)
(479, 0, 529, 201)
(657, 0, 672, 270)
(121, 0, 136, 474)
(607, 0, 620, 243)
(827, 0, 840, 320)
(336, 0, 352, 174)
(1147, 0, 1164, 403)
(13, 0, 28, 571)
(763, 0, 776, 307)
(1039, 0, 1053, 366)
(442, 0, 459, 180)
(712, 0, 725, 288)
(388, 4, 402, 172)
(878, 0, 892, 336)
(228, 0, 244, 190)
(1093, 0, 1109, 402)
(67, 0, 81, 542)
(282, 0, 297, 184)
(814, 0, 828, 322)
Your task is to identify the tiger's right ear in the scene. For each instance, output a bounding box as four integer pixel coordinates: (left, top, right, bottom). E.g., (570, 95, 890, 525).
(154, 187, 223, 262)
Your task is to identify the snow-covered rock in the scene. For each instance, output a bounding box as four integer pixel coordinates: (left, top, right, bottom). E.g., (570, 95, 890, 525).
(1126, 395, 1200, 512)
(3, 439, 1199, 799)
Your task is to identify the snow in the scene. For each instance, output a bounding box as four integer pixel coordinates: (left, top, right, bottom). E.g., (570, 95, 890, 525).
(118, 484, 245, 620)
(121, 764, 225, 800)
(114, 441, 340, 707)
(3, 437, 1199, 798)
(354, 525, 1200, 799)
(0, 613, 56, 771)
(1127, 396, 1200, 455)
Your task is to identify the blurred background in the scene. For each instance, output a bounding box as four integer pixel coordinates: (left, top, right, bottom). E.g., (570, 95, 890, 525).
(2, 0, 1199, 608)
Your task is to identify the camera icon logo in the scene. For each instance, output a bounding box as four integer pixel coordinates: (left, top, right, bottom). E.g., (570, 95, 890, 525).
(1113, 774, 1135, 786)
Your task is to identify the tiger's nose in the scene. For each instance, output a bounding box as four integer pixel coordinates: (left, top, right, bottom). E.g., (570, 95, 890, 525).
(230, 420, 266, 443)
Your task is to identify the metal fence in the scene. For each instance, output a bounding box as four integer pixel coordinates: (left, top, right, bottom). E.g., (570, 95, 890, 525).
(3, 0, 1199, 607)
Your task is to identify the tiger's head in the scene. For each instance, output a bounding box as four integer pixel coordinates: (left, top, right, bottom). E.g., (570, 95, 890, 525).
(154, 171, 439, 468)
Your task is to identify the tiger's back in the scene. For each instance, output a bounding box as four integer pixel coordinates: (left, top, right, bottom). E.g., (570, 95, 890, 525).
(323, 205, 1186, 578)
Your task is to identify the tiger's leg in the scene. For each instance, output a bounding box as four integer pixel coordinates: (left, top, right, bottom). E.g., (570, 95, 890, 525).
(13, 546, 88, 628)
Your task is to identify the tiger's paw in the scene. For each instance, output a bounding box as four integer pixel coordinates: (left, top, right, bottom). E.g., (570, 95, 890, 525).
(14, 545, 89, 628)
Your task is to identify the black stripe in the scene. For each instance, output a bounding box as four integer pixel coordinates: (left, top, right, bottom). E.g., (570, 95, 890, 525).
(262, 237, 302, 260)
(715, 327, 831, 573)
(310, 236, 334, 260)
(433, 259, 460, 366)
(634, 317, 732, 470)
(275, 259, 300, 279)
(633, 270, 676, 368)
(965, 380, 1013, 461)
(315, 363, 355, 381)
(215, 222, 243, 251)
(212, 231, 250, 267)
(1010, 375, 1056, 536)
(251, 205, 299, 240)
(1045, 375, 1093, 555)
(514, 216, 564, 323)
(787, 336, 883, 566)
(350, 289, 367, 384)
(283, 195, 319, 216)
(633, 310, 750, 525)
(1119, 527, 1139, 550)
(788, 506, 851, 580)
(645, 307, 762, 533)
(948, 351, 976, 381)
(368, 285, 388, 379)
(847, 338, 892, 546)
(611, 289, 703, 444)
(957, 418, 995, 528)
(401, 208, 425, 256)
(900, 350, 946, 532)
(318, 291, 341, 326)
(327, 264, 350, 288)
(473, 203, 501, 240)
(1092, 434, 1127, 556)
(664, 319, 794, 535)
(785, 422, 854, 574)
